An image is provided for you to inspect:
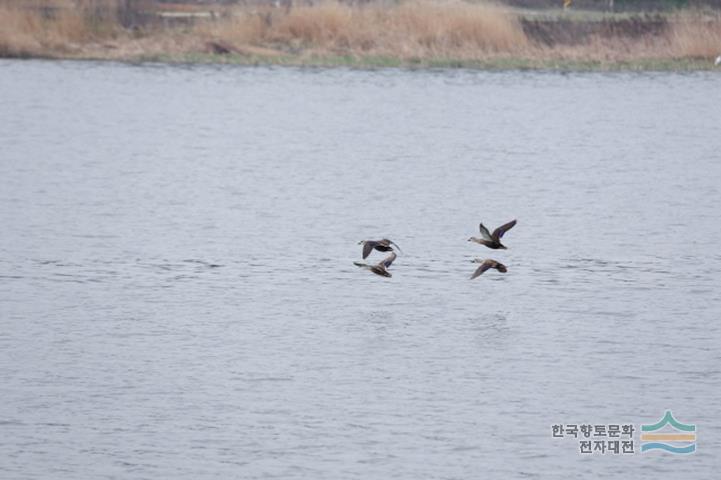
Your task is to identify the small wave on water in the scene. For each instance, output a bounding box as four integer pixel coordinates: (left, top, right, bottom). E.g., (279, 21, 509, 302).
(0, 257, 227, 287)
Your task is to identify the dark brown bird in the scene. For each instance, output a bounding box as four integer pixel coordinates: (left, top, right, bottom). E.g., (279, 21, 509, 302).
(354, 252, 397, 278)
(358, 239, 402, 259)
(470, 259, 507, 279)
(468, 219, 517, 249)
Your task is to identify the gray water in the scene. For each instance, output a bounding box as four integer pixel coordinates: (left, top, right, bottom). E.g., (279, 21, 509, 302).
(1, 60, 720, 479)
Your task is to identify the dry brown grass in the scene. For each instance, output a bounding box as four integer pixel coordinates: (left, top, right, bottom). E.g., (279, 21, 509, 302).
(193, 10, 267, 47)
(564, 13, 721, 63)
(0, 1, 122, 57)
(1, 0, 720, 65)
(194, 1, 529, 59)
(667, 14, 721, 58)
(0, 6, 43, 56)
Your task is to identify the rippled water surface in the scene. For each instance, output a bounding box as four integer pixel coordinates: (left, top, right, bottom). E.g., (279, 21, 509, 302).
(1, 60, 720, 479)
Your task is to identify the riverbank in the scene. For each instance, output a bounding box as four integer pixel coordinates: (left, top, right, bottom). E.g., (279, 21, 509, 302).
(2, 1, 721, 71)
(138, 54, 717, 71)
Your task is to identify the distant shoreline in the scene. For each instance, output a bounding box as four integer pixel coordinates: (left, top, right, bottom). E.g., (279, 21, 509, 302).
(127, 54, 721, 72)
(2, 2, 720, 72)
(3, 52, 717, 73)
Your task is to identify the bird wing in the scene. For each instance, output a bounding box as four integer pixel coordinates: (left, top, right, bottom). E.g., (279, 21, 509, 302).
(492, 219, 516, 240)
(479, 223, 493, 241)
(362, 241, 377, 259)
(378, 252, 397, 268)
(494, 261, 507, 273)
(470, 260, 493, 279)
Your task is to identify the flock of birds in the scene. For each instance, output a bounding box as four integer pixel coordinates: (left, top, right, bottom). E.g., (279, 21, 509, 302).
(354, 219, 517, 279)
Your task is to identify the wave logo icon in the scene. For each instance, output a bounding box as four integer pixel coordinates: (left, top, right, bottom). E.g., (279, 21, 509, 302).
(641, 411, 696, 454)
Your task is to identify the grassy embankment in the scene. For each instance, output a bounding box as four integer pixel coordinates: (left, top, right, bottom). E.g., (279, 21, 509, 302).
(1, 0, 720, 70)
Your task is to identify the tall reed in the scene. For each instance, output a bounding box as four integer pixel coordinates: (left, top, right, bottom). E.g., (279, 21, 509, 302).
(2, 0, 721, 64)
(196, 1, 529, 59)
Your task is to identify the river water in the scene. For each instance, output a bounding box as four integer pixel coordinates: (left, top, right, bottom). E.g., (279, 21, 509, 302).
(1, 60, 720, 479)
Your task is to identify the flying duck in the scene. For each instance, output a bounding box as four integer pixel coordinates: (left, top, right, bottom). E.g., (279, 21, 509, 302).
(358, 239, 402, 259)
(470, 259, 507, 279)
(468, 219, 516, 249)
(354, 252, 397, 278)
